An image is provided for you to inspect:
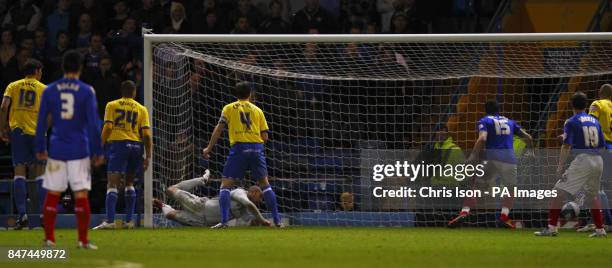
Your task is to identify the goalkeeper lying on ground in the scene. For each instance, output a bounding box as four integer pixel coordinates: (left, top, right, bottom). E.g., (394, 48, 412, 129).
(153, 170, 271, 227)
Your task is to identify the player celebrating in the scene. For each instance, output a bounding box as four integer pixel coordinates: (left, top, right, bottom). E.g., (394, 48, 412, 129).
(0, 59, 46, 229)
(536, 92, 607, 237)
(448, 100, 533, 228)
(154, 170, 271, 227)
(93, 81, 152, 230)
(35, 50, 104, 248)
(202, 81, 281, 228)
(589, 83, 612, 226)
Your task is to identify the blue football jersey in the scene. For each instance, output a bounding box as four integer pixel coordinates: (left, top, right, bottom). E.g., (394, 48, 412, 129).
(563, 112, 605, 153)
(35, 77, 102, 160)
(477, 115, 521, 164)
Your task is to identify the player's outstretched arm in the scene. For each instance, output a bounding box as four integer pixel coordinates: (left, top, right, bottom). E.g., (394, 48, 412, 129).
(467, 131, 487, 163)
(0, 96, 11, 142)
(517, 128, 535, 155)
(202, 122, 225, 159)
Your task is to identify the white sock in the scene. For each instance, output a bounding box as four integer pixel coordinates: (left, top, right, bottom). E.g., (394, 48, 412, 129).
(461, 207, 470, 214)
(501, 207, 510, 216)
(548, 224, 558, 231)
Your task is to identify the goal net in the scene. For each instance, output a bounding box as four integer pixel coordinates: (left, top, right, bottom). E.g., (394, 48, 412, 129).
(144, 34, 612, 228)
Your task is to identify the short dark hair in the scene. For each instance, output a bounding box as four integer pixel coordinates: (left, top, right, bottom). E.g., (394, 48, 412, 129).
(485, 100, 499, 115)
(233, 82, 252, 99)
(120, 80, 136, 97)
(23, 58, 43, 76)
(62, 50, 83, 73)
(571, 91, 588, 110)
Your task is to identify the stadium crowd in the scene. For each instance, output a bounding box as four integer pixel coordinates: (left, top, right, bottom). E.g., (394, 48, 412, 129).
(0, 0, 501, 213)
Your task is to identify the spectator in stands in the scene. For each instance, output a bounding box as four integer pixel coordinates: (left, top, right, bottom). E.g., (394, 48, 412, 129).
(192, 0, 227, 34)
(19, 34, 34, 54)
(1, 0, 42, 34)
(366, 21, 379, 34)
(339, 192, 354, 211)
(162, 2, 190, 34)
(77, 0, 106, 30)
(0, 28, 16, 68)
(32, 28, 46, 62)
(292, 0, 337, 34)
(108, 0, 130, 33)
(1, 48, 32, 86)
(258, 0, 289, 34)
(75, 13, 93, 49)
(230, 16, 256, 34)
(45, 30, 70, 80)
(45, 0, 72, 48)
(377, 0, 396, 33)
(82, 33, 108, 76)
(348, 21, 363, 34)
(107, 17, 140, 70)
(86, 56, 121, 118)
(228, 0, 261, 32)
(388, 11, 424, 34)
(131, 0, 161, 31)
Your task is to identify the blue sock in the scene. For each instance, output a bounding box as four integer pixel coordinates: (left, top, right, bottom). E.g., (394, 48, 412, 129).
(125, 186, 136, 222)
(219, 187, 231, 224)
(599, 191, 612, 225)
(35, 177, 46, 213)
(13, 176, 27, 217)
(262, 185, 281, 225)
(105, 188, 118, 223)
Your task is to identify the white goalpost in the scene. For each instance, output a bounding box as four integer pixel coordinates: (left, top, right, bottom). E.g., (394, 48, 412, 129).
(143, 32, 612, 228)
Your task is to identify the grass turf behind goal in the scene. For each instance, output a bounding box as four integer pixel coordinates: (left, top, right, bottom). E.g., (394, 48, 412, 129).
(2, 228, 610, 268)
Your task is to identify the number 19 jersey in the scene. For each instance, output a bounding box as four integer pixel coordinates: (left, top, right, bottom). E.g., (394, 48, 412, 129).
(104, 97, 150, 142)
(563, 112, 604, 153)
(219, 100, 268, 146)
(3, 78, 46, 135)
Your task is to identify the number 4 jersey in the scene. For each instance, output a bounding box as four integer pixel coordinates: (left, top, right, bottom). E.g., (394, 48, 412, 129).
(219, 100, 268, 146)
(104, 97, 150, 142)
(477, 115, 521, 164)
(563, 112, 605, 153)
(35, 77, 102, 160)
(3, 78, 46, 135)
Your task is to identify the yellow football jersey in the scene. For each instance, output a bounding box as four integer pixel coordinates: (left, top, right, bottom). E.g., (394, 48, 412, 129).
(104, 98, 150, 142)
(220, 100, 268, 146)
(589, 99, 612, 142)
(3, 78, 46, 135)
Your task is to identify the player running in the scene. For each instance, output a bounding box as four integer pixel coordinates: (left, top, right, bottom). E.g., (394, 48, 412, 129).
(448, 100, 533, 228)
(202, 81, 281, 228)
(93, 81, 152, 230)
(0, 59, 46, 229)
(535, 92, 607, 238)
(35, 50, 104, 249)
(154, 170, 271, 227)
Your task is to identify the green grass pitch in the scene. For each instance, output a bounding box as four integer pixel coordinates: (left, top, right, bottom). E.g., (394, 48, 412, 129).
(1, 227, 611, 268)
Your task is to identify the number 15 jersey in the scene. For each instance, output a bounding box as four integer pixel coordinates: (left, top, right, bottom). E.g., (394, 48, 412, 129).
(104, 97, 150, 142)
(219, 100, 268, 146)
(477, 115, 521, 164)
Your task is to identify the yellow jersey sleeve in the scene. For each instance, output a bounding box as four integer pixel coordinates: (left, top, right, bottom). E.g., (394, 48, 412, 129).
(589, 100, 601, 118)
(259, 108, 268, 132)
(139, 105, 150, 130)
(3, 81, 16, 99)
(104, 101, 115, 124)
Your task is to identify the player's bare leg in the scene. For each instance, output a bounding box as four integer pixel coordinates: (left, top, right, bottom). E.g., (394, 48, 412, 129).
(74, 190, 96, 249)
(94, 173, 122, 230)
(13, 164, 29, 230)
(258, 177, 281, 227)
(212, 178, 234, 229)
(123, 172, 137, 229)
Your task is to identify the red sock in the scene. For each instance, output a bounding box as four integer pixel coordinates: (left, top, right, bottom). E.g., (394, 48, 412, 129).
(75, 197, 91, 244)
(548, 197, 562, 227)
(42, 193, 60, 242)
(591, 197, 604, 229)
